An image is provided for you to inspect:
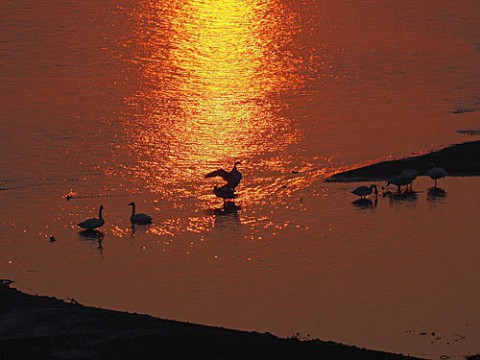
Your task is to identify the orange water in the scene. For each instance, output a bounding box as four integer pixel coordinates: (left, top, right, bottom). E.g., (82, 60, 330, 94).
(1, 1, 480, 358)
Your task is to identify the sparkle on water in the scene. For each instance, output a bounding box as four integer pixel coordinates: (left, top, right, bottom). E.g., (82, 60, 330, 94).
(1, 1, 480, 359)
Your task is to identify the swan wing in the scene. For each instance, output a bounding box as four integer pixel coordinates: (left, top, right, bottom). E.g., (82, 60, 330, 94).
(78, 218, 104, 229)
(427, 167, 446, 179)
(205, 168, 230, 181)
(388, 175, 409, 186)
(400, 169, 418, 181)
(132, 213, 153, 223)
(351, 186, 369, 196)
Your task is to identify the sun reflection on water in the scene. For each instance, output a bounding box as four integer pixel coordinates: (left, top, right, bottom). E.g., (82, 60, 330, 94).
(118, 0, 309, 201)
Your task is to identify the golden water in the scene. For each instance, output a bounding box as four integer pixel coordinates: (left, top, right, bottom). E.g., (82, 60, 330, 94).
(1, 1, 480, 358)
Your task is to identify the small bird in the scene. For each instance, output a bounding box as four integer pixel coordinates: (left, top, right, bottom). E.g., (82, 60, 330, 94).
(78, 205, 105, 230)
(427, 163, 447, 188)
(387, 175, 410, 192)
(128, 202, 153, 224)
(351, 184, 378, 199)
(205, 161, 242, 189)
(400, 169, 418, 192)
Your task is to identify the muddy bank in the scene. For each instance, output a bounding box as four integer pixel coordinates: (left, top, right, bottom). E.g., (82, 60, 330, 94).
(0, 280, 422, 360)
(328, 140, 480, 182)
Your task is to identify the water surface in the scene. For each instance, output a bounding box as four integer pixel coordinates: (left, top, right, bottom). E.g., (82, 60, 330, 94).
(1, 1, 480, 358)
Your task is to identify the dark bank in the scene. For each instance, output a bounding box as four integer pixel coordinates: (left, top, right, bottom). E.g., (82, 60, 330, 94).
(328, 140, 480, 182)
(0, 280, 421, 360)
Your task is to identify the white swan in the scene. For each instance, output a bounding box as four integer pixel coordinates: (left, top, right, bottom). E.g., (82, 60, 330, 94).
(78, 205, 105, 230)
(400, 169, 418, 191)
(128, 202, 153, 224)
(205, 161, 242, 189)
(427, 163, 447, 188)
(351, 184, 378, 199)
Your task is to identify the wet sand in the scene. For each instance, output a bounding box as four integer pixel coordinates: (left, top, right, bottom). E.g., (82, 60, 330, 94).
(328, 140, 480, 182)
(0, 280, 422, 360)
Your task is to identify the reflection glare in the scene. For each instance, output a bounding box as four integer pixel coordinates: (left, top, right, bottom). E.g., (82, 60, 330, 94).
(119, 0, 308, 200)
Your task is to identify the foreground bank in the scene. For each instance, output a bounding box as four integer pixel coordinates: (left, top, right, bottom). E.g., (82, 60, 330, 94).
(0, 280, 421, 360)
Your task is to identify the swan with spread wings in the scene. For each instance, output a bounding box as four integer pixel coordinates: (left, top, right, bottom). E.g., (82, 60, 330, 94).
(205, 161, 242, 189)
(205, 161, 242, 201)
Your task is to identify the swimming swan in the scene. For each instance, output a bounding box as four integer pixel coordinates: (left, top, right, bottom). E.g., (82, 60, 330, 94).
(128, 202, 153, 224)
(351, 184, 378, 199)
(78, 205, 105, 230)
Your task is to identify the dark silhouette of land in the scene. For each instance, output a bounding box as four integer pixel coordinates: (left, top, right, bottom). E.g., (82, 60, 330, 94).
(328, 140, 480, 182)
(0, 280, 422, 360)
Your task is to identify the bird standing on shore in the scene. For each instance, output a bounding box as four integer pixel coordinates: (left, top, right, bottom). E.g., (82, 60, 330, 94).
(128, 202, 153, 224)
(78, 205, 105, 230)
(351, 184, 378, 199)
(387, 175, 410, 193)
(427, 163, 447, 188)
(400, 169, 418, 192)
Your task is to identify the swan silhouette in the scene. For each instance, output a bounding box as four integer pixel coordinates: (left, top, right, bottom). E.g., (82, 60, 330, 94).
(400, 169, 418, 191)
(205, 161, 242, 188)
(78, 205, 105, 230)
(128, 202, 153, 224)
(351, 184, 378, 199)
(213, 185, 238, 201)
(427, 163, 447, 188)
(387, 175, 410, 192)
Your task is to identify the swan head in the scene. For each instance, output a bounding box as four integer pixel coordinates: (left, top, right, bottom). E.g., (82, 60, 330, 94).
(234, 161, 242, 166)
(128, 202, 135, 206)
(99, 205, 104, 210)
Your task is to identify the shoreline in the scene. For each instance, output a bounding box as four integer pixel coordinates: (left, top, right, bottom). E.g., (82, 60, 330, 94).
(327, 140, 480, 182)
(0, 280, 422, 360)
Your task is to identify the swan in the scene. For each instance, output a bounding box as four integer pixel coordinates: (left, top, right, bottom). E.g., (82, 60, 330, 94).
(427, 163, 447, 188)
(213, 185, 238, 201)
(351, 184, 378, 199)
(400, 169, 418, 191)
(387, 175, 410, 192)
(78, 205, 105, 230)
(205, 161, 242, 189)
(128, 202, 153, 224)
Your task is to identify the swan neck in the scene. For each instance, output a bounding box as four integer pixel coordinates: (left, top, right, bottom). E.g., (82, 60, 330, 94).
(98, 207, 103, 219)
(131, 204, 136, 217)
